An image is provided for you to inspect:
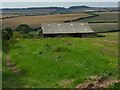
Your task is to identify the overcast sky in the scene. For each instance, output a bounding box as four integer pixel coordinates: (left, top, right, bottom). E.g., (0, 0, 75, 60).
(1, 0, 119, 8)
(1, 0, 120, 2)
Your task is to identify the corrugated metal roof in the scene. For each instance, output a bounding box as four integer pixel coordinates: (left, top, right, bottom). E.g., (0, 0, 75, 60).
(41, 22, 94, 34)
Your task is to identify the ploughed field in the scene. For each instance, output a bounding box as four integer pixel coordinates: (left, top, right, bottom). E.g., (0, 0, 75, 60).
(2, 12, 119, 33)
(2, 13, 92, 29)
(3, 32, 118, 88)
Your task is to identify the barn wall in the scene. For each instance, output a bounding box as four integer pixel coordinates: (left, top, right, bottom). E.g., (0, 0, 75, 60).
(43, 33, 94, 38)
(43, 34, 72, 37)
(81, 33, 94, 37)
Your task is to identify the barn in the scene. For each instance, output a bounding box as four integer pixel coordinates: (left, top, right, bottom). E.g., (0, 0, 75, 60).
(41, 22, 94, 37)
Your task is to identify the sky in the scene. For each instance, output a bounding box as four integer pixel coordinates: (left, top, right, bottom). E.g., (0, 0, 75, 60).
(1, 0, 119, 8)
(1, 0, 120, 2)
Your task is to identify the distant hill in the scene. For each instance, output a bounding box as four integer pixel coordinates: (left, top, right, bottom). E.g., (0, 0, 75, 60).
(2, 5, 118, 16)
(28, 7, 66, 10)
(68, 5, 91, 9)
(2, 5, 90, 10)
(1, 6, 89, 16)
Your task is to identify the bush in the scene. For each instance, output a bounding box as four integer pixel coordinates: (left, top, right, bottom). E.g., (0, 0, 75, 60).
(13, 32, 23, 39)
(16, 24, 31, 34)
(2, 28, 13, 40)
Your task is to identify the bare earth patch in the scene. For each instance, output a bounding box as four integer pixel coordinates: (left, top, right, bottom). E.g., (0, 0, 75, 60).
(6, 52, 21, 74)
(76, 76, 120, 89)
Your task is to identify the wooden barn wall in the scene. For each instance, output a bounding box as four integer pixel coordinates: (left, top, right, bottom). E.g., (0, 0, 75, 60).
(43, 33, 94, 38)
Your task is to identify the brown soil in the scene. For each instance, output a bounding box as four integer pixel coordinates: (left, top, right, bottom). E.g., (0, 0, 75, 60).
(76, 76, 120, 89)
(6, 51, 21, 74)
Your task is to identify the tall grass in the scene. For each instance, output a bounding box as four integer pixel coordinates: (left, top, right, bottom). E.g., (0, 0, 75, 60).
(3, 32, 118, 88)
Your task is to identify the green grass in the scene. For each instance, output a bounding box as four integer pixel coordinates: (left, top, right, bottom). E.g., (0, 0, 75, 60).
(108, 82, 120, 89)
(3, 32, 119, 88)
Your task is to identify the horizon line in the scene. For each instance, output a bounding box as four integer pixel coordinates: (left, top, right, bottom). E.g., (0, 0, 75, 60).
(1, 6, 118, 9)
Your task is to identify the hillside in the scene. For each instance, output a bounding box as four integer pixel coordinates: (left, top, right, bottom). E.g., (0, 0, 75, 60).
(2, 6, 118, 16)
(3, 32, 118, 88)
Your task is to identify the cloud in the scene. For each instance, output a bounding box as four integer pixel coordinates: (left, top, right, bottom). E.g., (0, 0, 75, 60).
(1, 0, 120, 2)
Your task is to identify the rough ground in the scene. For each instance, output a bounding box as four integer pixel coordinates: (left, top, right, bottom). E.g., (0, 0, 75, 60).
(6, 51, 20, 74)
(76, 76, 120, 89)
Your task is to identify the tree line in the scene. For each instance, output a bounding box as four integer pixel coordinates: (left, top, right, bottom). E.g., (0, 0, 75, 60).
(2, 24, 42, 40)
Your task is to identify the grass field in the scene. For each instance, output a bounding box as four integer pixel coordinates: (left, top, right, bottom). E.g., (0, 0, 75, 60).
(2, 13, 92, 29)
(3, 32, 118, 88)
(76, 12, 118, 22)
(89, 23, 118, 32)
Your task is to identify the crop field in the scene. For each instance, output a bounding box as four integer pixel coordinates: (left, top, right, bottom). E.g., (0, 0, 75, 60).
(89, 23, 118, 32)
(3, 32, 118, 88)
(2, 13, 92, 29)
(76, 12, 118, 22)
(2, 12, 119, 33)
(2, 8, 57, 16)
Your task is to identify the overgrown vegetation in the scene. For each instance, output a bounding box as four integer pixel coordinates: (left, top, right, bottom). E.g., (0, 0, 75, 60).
(16, 24, 31, 34)
(2, 32, 118, 88)
(2, 28, 13, 40)
(2, 10, 119, 88)
(109, 82, 120, 89)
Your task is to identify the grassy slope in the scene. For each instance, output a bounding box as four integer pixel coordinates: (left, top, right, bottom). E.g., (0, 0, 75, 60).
(3, 32, 118, 88)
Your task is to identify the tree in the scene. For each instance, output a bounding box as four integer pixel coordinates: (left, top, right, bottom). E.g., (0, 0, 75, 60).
(16, 24, 31, 34)
(2, 28, 13, 40)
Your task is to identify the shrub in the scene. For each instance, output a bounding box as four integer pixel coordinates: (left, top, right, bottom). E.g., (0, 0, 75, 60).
(16, 24, 31, 34)
(2, 28, 13, 40)
(13, 32, 22, 38)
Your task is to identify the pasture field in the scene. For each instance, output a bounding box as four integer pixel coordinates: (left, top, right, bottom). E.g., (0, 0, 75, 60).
(3, 32, 118, 88)
(2, 13, 92, 29)
(89, 23, 118, 32)
(76, 12, 118, 22)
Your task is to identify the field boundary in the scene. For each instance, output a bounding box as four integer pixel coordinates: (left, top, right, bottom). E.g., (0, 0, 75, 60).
(64, 14, 98, 22)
